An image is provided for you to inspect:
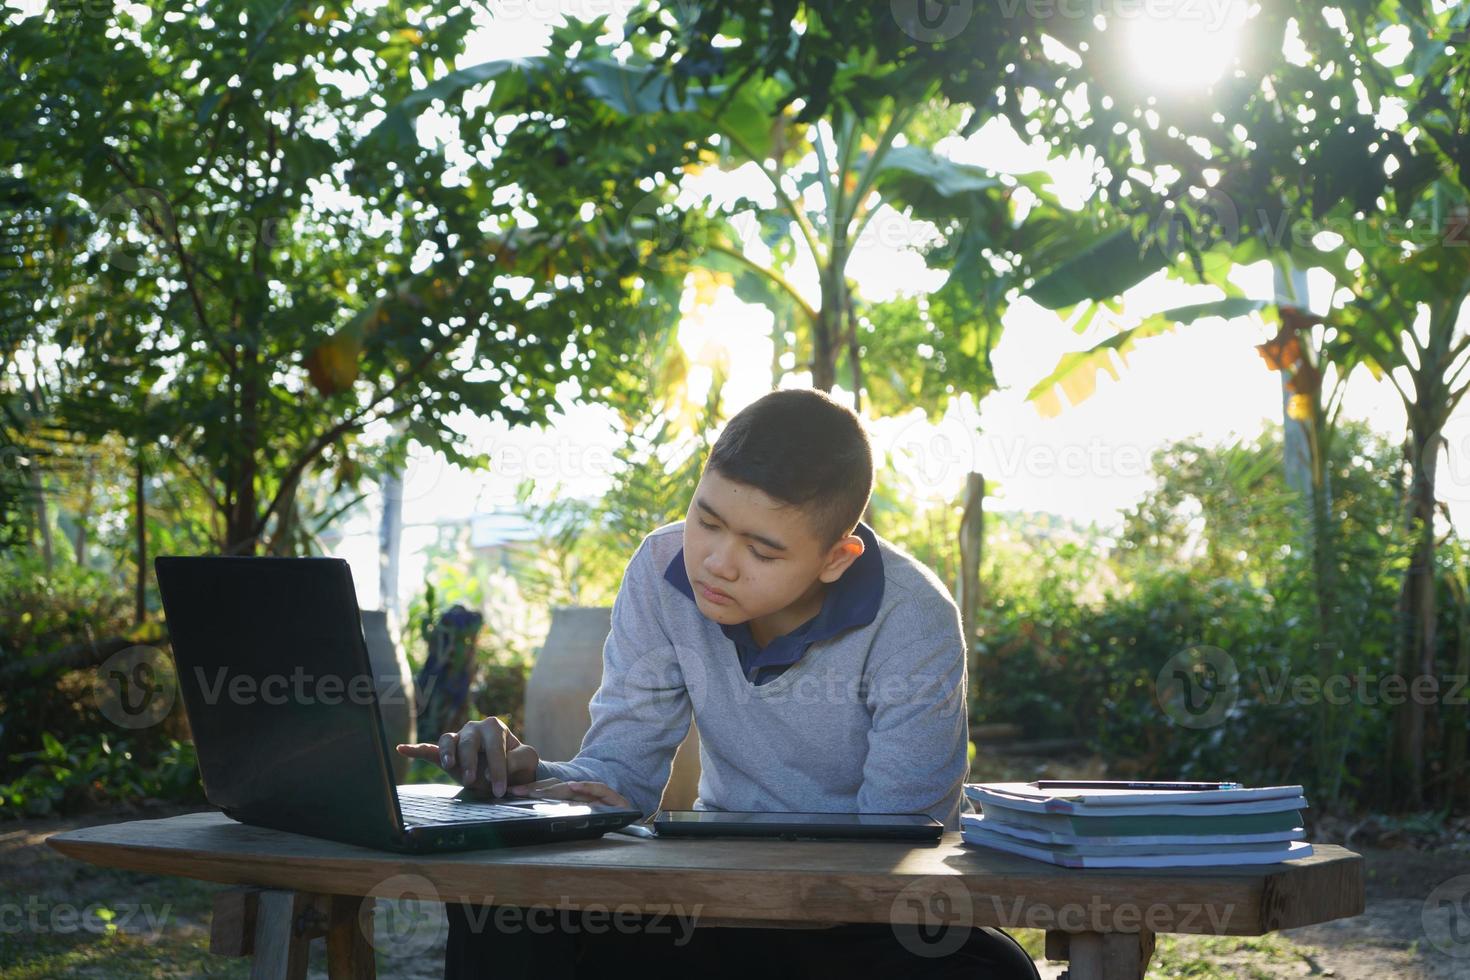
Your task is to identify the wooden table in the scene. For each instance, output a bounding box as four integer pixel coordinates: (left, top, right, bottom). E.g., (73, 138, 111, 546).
(47, 811, 1363, 980)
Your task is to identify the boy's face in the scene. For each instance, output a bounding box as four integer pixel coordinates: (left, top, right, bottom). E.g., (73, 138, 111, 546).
(681, 468, 864, 628)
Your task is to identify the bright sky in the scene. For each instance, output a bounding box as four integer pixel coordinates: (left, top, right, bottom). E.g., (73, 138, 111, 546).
(320, 1, 1470, 611)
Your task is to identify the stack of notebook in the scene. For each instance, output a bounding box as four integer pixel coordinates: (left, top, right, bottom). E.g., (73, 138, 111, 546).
(960, 780, 1313, 868)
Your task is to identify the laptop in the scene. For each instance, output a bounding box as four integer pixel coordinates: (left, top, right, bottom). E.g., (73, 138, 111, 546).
(153, 555, 643, 853)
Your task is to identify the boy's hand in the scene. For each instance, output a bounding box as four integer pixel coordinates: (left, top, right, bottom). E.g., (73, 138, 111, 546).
(395, 716, 539, 797)
(510, 779, 632, 810)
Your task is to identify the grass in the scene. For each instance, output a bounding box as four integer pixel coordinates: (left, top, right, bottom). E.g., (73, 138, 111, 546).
(0, 862, 251, 980)
(0, 931, 250, 980)
(1006, 927, 1340, 979)
(1148, 934, 1285, 978)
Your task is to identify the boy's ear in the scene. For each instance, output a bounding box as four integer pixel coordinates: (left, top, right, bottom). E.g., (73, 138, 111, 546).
(817, 534, 864, 582)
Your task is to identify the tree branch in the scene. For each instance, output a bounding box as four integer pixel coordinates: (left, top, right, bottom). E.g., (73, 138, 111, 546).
(711, 114, 824, 265)
(1324, 371, 1350, 430)
(167, 443, 225, 513)
(248, 329, 458, 544)
(0, 633, 144, 684)
(1445, 352, 1470, 399)
(706, 239, 818, 324)
(104, 149, 236, 372)
(840, 103, 914, 236)
(813, 117, 840, 249)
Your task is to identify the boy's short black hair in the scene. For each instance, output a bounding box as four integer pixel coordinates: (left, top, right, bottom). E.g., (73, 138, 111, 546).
(705, 388, 874, 549)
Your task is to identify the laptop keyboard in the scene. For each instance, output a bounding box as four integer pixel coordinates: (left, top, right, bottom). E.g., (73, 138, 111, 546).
(398, 795, 544, 825)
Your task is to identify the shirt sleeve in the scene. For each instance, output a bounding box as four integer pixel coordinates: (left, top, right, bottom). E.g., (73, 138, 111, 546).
(855, 589, 970, 830)
(534, 536, 692, 818)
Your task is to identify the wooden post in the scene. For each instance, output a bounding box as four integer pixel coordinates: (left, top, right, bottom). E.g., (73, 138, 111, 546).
(1047, 930, 1154, 980)
(957, 472, 984, 661)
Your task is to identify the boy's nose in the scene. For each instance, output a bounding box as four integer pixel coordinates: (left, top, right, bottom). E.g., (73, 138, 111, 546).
(703, 549, 738, 581)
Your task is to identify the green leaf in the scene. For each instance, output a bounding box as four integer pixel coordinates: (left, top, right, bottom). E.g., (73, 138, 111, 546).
(1027, 299, 1270, 415)
(1025, 229, 1170, 311)
(41, 731, 65, 759)
(363, 57, 535, 155)
(710, 85, 778, 162)
(873, 144, 1000, 199)
(577, 59, 699, 115)
(195, 90, 225, 125)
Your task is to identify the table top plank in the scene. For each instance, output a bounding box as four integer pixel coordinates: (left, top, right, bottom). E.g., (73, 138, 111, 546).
(47, 811, 1363, 937)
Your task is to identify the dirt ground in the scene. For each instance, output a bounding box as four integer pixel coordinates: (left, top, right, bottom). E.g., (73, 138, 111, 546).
(3, 803, 1469, 979)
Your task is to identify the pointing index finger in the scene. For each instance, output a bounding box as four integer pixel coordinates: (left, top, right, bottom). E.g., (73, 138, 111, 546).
(395, 743, 441, 760)
(485, 723, 509, 797)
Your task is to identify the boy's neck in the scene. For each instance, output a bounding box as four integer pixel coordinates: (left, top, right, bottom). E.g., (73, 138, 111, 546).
(747, 578, 829, 649)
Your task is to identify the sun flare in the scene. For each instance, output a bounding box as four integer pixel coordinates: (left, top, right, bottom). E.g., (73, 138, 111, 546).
(1124, 2, 1248, 91)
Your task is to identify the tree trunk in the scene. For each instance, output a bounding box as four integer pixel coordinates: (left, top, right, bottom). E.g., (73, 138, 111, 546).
(70, 456, 95, 565)
(266, 472, 301, 556)
(1273, 266, 1349, 804)
(812, 290, 838, 393)
(1274, 265, 1312, 494)
(225, 351, 260, 554)
(134, 448, 147, 627)
(1307, 445, 1346, 806)
(1387, 288, 1464, 808)
(379, 460, 404, 616)
(1393, 423, 1440, 808)
(1281, 371, 1312, 493)
(1447, 571, 1469, 809)
(29, 464, 53, 574)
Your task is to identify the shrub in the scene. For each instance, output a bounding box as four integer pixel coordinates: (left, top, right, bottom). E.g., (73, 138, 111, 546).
(0, 731, 202, 819)
(0, 554, 199, 815)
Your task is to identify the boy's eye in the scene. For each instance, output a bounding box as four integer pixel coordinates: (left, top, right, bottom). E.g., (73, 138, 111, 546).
(698, 518, 774, 562)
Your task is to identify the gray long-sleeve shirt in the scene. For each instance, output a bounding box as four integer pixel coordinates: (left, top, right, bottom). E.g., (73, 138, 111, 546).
(535, 520, 972, 829)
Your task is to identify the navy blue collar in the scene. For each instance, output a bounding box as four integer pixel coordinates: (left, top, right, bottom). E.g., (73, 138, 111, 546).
(664, 521, 885, 670)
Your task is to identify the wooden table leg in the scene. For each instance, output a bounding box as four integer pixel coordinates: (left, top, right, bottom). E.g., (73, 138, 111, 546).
(250, 890, 315, 980)
(210, 887, 377, 979)
(210, 887, 257, 958)
(326, 894, 377, 979)
(1045, 930, 1155, 980)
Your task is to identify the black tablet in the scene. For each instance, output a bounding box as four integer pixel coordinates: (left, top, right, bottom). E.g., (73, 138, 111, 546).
(652, 809, 943, 841)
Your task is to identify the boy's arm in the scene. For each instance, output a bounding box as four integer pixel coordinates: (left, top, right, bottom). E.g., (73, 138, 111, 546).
(856, 592, 970, 831)
(534, 538, 692, 818)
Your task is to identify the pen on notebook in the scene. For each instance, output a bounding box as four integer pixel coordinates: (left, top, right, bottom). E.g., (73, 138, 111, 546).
(1029, 780, 1243, 791)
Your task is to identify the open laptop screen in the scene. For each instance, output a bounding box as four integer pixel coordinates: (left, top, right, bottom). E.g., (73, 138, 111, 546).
(155, 556, 405, 849)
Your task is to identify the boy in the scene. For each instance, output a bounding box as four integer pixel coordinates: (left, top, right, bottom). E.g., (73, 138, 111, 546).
(398, 388, 1039, 979)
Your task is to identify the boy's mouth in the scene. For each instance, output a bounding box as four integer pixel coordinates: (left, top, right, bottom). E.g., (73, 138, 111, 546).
(695, 580, 735, 605)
